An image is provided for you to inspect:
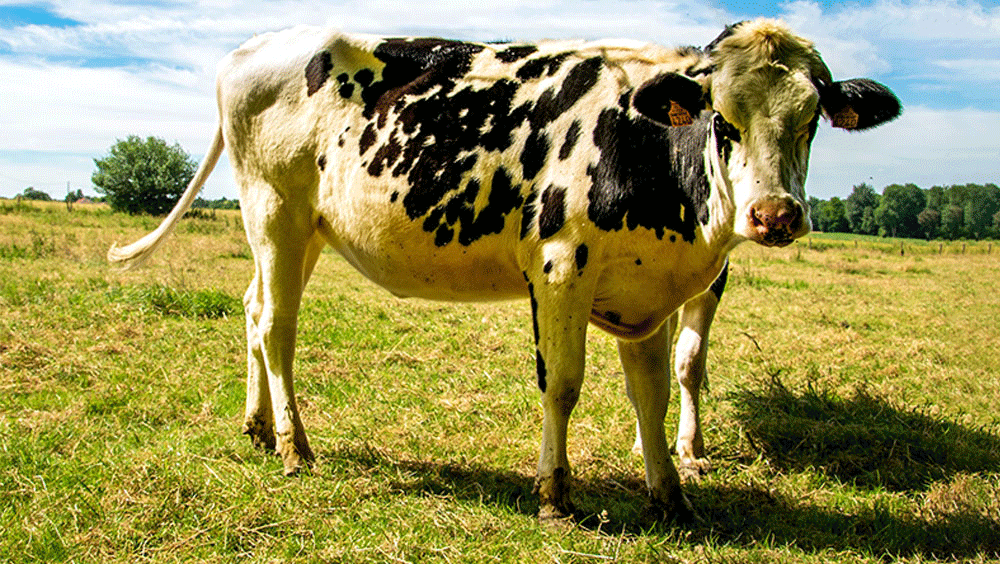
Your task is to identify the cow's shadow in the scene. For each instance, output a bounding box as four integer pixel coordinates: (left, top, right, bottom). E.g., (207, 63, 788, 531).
(322, 379, 1000, 558)
(726, 376, 1000, 492)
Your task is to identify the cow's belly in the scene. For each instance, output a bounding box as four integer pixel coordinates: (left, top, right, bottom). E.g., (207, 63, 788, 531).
(318, 207, 528, 302)
(588, 249, 726, 341)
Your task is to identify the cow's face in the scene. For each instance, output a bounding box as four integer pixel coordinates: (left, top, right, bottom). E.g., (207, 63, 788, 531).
(706, 20, 900, 247)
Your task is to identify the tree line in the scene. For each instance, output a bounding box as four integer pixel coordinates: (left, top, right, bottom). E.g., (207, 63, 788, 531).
(810, 183, 1000, 241)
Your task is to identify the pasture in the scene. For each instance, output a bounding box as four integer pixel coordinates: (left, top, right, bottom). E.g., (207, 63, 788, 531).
(2, 199, 998, 563)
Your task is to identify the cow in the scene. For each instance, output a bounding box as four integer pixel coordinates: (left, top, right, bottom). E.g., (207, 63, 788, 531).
(108, 19, 900, 522)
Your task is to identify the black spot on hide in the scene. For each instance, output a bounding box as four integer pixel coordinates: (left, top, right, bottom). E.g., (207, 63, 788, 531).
(536, 350, 548, 392)
(516, 53, 570, 80)
(529, 58, 602, 131)
(539, 186, 567, 239)
(521, 130, 550, 181)
(709, 259, 729, 301)
(586, 108, 712, 242)
(305, 51, 333, 96)
(317, 154, 327, 171)
(575, 244, 588, 270)
(520, 188, 539, 239)
(496, 45, 538, 63)
(354, 68, 375, 86)
(559, 120, 582, 160)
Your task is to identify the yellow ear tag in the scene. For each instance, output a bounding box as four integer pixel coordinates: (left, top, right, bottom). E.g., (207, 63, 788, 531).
(668, 101, 694, 126)
(832, 106, 860, 129)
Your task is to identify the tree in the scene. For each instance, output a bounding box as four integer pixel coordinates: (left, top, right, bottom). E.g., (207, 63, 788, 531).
(875, 183, 925, 238)
(819, 197, 849, 232)
(845, 183, 880, 235)
(808, 196, 824, 232)
(964, 183, 1000, 239)
(917, 208, 940, 239)
(92, 136, 198, 215)
(859, 206, 879, 236)
(925, 185, 946, 211)
(19, 187, 52, 201)
(65, 189, 84, 203)
(941, 205, 965, 240)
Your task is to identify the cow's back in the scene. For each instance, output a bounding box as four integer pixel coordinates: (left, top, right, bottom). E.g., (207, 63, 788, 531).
(216, 27, 711, 303)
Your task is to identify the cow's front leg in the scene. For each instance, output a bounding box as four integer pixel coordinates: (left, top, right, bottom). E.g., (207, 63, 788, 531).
(673, 289, 719, 478)
(526, 266, 594, 522)
(618, 318, 693, 522)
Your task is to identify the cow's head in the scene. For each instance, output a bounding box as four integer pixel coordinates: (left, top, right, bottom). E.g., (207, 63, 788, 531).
(696, 20, 900, 247)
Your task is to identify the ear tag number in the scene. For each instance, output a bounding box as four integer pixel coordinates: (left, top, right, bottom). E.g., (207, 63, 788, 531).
(832, 106, 860, 129)
(668, 101, 694, 126)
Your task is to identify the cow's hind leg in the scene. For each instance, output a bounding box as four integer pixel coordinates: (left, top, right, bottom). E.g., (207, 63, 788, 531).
(618, 318, 693, 522)
(243, 268, 275, 451)
(243, 232, 326, 457)
(673, 290, 719, 479)
(242, 198, 324, 475)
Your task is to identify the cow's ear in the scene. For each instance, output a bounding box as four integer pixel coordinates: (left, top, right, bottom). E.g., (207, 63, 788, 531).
(821, 78, 901, 131)
(632, 72, 706, 127)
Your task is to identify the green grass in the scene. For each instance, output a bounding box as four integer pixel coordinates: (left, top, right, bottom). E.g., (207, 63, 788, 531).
(2, 201, 999, 562)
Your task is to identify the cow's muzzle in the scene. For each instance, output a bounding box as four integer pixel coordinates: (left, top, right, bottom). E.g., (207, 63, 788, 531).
(747, 198, 806, 247)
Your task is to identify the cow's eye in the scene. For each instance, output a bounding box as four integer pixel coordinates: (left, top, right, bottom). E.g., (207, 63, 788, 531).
(713, 114, 741, 142)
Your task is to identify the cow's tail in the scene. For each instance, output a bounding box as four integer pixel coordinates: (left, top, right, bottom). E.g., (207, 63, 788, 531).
(107, 126, 226, 270)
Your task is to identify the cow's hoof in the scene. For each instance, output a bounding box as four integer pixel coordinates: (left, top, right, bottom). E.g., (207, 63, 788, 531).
(277, 434, 315, 476)
(678, 458, 712, 481)
(538, 502, 577, 528)
(647, 490, 698, 525)
(242, 418, 276, 452)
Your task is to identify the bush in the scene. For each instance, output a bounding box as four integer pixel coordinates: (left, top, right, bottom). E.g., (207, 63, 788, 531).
(92, 136, 197, 215)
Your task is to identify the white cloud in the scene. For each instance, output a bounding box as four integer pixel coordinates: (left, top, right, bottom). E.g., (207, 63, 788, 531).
(932, 58, 1000, 82)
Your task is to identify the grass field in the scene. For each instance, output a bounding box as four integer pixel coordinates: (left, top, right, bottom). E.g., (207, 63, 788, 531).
(2, 199, 999, 563)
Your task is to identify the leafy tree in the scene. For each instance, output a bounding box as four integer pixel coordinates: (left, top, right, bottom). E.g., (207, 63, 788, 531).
(65, 189, 84, 203)
(964, 183, 1000, 239)
(845, 183, 879, 235)
(19, 187, 52, 201)
(859, 206, 879, 236)
(819, 197, 850, 232)
(808, 196, 824, 232)
(941, 205, 965, 240)
(925, 185, 946, 211)
(917, 208, 940, 240)
(875, 183, 925, 238)
(92, 136, 198, 215)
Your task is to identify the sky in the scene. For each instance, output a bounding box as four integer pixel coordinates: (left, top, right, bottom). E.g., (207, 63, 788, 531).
(1, 0, 998, 201)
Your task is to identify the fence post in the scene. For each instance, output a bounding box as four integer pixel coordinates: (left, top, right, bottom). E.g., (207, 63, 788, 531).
(939, 243, 943, 254)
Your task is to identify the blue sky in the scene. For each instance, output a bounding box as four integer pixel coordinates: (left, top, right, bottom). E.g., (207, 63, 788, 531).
(1, 0, 998, 201)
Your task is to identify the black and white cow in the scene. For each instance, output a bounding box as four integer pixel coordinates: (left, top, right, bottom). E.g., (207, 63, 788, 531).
(109, 19, 900, 522)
